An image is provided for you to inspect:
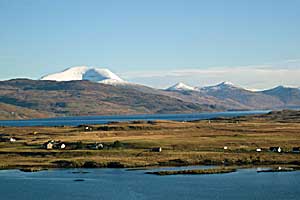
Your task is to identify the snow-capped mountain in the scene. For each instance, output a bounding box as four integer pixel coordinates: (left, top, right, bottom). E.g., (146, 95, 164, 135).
(261, 86, 300, 105)
(166, 82, 198, 92)
(200, 81, 239, 91)
(40, 66, 129, 85)
(199, 81, 284, 109)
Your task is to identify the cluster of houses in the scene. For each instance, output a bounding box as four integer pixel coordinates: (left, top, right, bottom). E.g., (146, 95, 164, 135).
(43, 140, 66, 150)
(42, 139, 163, 152)
(223, 146, 300, 153)
(43, 140, 115, 150)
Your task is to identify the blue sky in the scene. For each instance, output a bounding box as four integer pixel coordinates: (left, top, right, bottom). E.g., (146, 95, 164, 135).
(0, 0, 300, 89)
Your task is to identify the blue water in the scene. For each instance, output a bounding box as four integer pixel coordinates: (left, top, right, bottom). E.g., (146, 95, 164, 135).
(0, 110, 268, 127)
(0, 167, 299, 200)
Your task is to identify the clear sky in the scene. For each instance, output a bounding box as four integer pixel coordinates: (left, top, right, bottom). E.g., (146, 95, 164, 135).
(0, 0, 300, 89)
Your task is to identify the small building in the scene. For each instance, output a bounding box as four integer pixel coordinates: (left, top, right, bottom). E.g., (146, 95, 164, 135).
(151, 147, 162, 152)
(256, 148, 262, 152)
(60, 143, 66, 149)
(223, 146, 228, 150)
(44, 140, 65, 150)
(84, 126, 93, 131)
(97, 143, 104, 149)
(292, 147, 300, 153)
(46, 142, 54, 150)
(9, 137, 16, 142)
(270, 147, 282, 153)
(89, 143, 104, 150)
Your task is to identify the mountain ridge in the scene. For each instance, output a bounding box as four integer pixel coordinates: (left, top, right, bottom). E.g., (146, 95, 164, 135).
(0, 79, 216, 119)
(0, 66, 300, 120)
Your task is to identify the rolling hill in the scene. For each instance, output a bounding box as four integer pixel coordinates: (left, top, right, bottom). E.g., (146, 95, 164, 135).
(0, 79, 215, 119)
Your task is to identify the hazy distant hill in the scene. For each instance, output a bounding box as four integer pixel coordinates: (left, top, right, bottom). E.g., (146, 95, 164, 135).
(261, 86, 300, 108)
(199, 82, 284, 109)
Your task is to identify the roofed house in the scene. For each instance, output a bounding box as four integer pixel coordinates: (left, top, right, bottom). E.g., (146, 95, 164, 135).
(46, 142, 54, 150)
(270, 147, 282, 153)
(44, 140, 66, 150)
(83, 126, 93, 131)
(60, 143, 66, 149)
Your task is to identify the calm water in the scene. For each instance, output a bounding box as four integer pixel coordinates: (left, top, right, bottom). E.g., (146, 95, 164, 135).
(0, 167, 299, 200)
(0, 110, 268, 127)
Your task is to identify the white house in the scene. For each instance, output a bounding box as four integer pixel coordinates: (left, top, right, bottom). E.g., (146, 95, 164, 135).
(46, 142, 53, 150)
(270, 147, 282, 153)
(60, 143, 66, 149)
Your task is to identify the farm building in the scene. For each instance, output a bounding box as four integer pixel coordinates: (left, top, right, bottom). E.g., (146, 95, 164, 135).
(83, 126, 93, 131)
(46, 142, 54, 150)
(44, 141, 66, 150)
(60, 143, 66, 149)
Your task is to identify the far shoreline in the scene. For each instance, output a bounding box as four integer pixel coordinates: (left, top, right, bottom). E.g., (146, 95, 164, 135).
(0, 110, 269, 127)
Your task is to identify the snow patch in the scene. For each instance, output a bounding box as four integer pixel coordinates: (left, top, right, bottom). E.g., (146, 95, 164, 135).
(166, 82, 198, 91)
(40, 66, 128, 85)
(201, 81, 239, 91)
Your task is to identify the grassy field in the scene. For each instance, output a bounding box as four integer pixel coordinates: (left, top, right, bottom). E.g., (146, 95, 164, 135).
(0, 113, 300, 170)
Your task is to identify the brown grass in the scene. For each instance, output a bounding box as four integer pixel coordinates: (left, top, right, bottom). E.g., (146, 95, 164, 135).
(0, 119, 300, 169)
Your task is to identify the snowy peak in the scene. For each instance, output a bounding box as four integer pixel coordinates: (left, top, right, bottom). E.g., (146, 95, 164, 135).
(262, 85, 300, 93)
(219, 81, 235, 87)
(273, 85, 297, 90)
(201, 81, 240, 91)
(166, 82, 198, 92)
(213, 81, 237, 88)
(40, 66, 127, 85)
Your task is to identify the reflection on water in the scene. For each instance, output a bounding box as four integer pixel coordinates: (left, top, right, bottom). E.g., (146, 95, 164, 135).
(0, 167, 299, 200)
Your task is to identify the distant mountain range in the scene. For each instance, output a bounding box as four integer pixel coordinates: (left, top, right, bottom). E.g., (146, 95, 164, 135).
(0, 66, 300, 120)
